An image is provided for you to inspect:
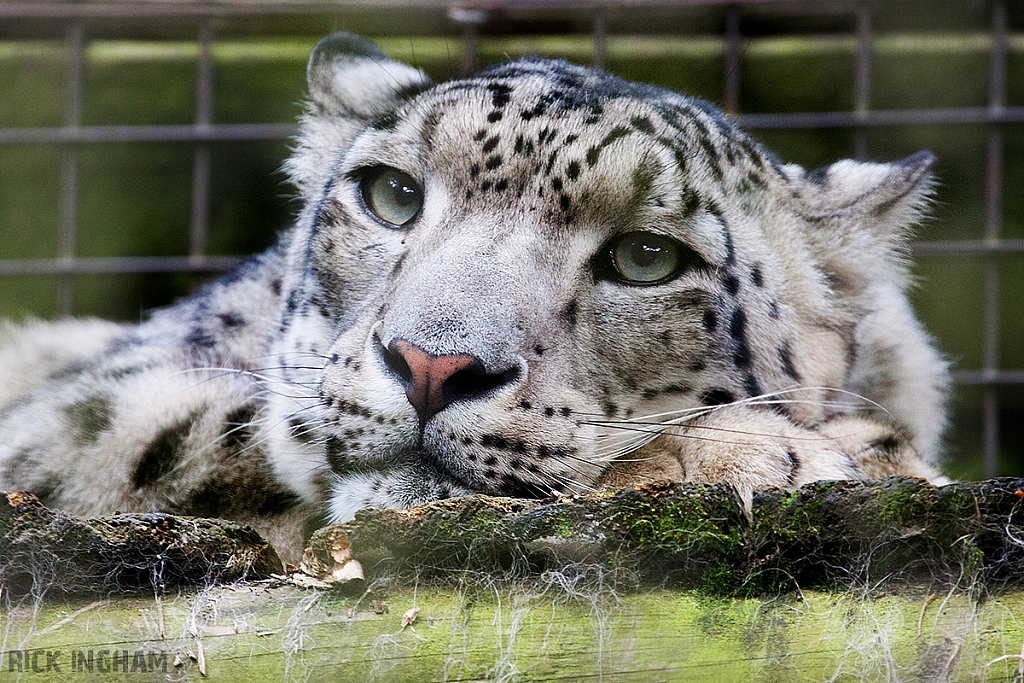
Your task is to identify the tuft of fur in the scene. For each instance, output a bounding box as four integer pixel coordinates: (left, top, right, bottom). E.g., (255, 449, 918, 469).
(0, 33, 948, 560)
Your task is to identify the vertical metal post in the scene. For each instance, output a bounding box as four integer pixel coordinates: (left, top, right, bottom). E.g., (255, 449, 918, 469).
(190, 19, 213, 271)
(853, 3, 871, 160)
(448, 8, 488, 76)
(592, 8, 607, 70)
(59, 21, 84, 317)
(982, 0, 1006, 478)
(723, 5, 741, 114)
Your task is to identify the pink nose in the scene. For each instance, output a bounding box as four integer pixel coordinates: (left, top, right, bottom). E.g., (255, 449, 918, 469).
(383, 340, 483, 423)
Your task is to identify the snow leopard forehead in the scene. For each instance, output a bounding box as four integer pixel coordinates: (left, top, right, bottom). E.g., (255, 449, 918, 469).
(318, 55, 783, 232)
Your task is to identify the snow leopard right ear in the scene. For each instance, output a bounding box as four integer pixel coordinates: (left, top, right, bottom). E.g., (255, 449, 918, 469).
(286, 33, 432, 199)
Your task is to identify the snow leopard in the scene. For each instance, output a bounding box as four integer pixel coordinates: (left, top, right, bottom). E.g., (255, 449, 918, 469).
(0, 33, 949, 561)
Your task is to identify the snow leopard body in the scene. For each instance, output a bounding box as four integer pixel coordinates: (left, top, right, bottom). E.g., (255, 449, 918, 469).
(0, 34, 949, 560)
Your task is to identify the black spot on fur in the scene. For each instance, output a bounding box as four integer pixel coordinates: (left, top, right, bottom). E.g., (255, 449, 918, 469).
(499, 475, 547, 499)
(488, 82, 512, 108)
(285, 289, 300, 314)
(723, 274, 740, 297)
(390, 252, 407, 278)
(544, 406, 555, 417)
(470, 164, 481, 179)
(186, 326, 217, 349)
(561, 299, 578, 330)
(133, 415, 195, 488)
(270, 279, 282, 296)
(699, 138, 725, 182)
(217, 312, 245, 328)
(671, 145, 688, 173)
(221, 405, 256, 452)
(779, 342, 800, 381)
(487, 110, 503, 122)
(744, 373, 764, 398)
(473, 129, 487, 141)
(326, 437, 348, 471)
(482, 136, 500, 153)
(707, 201, 736, 264)
(186, 475, 300, 518)
(552, 177, 563, 191)
(870, 434, 903, 464)
(371, 110, 400, 130)
(751, 265, 764, 287)
(730, 308, 752, 369)
(566, 160, 580, 180)
(66, 395, 113, 445)
(703, 308, 718, 332)
(631, 116, 654, 133)
(680, 189, 700, 217)
(560, 194, 571, 210)
(486, 155, 502, 170)
(586, 126, 631, 167)
(495, 179, 508, 192)
(545, 150, 559, 175)
(701, 388, 735, 406)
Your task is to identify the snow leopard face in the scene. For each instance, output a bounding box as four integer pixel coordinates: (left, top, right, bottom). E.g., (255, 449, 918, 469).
(262, 34, 946, 522)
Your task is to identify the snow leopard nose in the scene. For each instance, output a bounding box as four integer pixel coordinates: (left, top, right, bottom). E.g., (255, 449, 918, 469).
(381, 339, 521, 424)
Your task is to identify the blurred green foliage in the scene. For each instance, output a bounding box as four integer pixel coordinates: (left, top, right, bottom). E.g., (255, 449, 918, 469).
(0, 28, 1020, 478)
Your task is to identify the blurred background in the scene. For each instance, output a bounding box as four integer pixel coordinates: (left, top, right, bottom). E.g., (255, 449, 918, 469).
(0, 0, 1020, 480)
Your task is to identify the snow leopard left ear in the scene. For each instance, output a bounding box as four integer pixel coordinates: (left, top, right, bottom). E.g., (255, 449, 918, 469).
(286, 32, 432, 199)
(797, 151, 936, 240)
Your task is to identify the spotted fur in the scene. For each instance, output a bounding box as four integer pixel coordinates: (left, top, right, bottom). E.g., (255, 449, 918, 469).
(0, 34, 949, 560)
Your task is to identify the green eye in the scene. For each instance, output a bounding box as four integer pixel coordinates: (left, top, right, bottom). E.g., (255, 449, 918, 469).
(361, 167, 423, 227)
(609, 232, 682, 284)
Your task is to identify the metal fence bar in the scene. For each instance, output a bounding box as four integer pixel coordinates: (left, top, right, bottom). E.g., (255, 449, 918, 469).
(190, 19, 214, 267)
(0, 123, 297, 145)
(738, 106, 1024, 128)
(9, 105, 1024, 148)
(0, 256, 246, 276)
(58, 21, 84, 317)
(913, 239, 1024, 255)
(723, 4, 741, 115)
(0, 0, 822, 19)
(954, 370, 1024, 386)
(982, 0, 1007, 478)
(853, 2, 870, 160)
(592, 7, 607, 70)
(450, 8, 486, 76)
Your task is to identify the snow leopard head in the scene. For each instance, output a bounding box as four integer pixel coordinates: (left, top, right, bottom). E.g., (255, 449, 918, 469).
(263, 33, 938, 521)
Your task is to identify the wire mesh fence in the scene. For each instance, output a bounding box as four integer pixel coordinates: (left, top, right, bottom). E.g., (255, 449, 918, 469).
(0, 0, 1020, 478)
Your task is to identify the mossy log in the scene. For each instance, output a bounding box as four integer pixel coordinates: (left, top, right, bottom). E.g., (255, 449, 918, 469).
(3, 479, 1024, 681)
(0, 491, 282, 596)
(314, 477, 1024, 594)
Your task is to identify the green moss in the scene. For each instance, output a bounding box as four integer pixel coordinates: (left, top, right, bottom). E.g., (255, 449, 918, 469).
(877, 488, 929, 528)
